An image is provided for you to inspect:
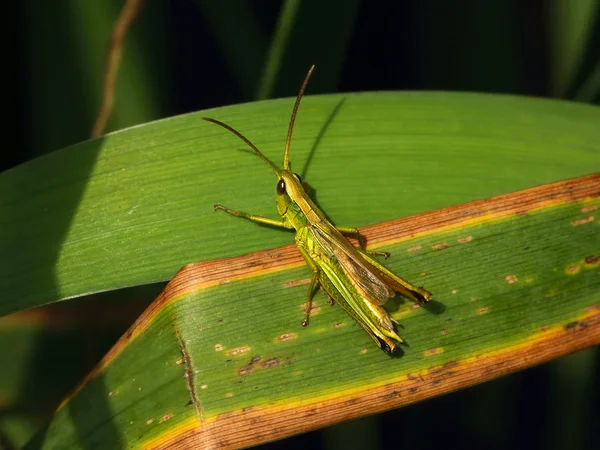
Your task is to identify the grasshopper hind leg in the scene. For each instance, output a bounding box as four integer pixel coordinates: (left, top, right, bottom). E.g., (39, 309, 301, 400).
(337, 226, 390, 258)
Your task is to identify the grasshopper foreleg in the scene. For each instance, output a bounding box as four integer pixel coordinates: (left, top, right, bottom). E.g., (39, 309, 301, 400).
(214, 204, 293, 229)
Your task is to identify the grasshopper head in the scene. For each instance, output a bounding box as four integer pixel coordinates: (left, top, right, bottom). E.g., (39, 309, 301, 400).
(276, 170, 306, 217)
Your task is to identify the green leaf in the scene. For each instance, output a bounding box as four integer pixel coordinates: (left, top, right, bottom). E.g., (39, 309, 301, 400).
(30, 175, 600, 449)
(1, 92, 599, 317)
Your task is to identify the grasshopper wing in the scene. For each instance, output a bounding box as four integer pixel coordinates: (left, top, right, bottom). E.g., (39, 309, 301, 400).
(312, 222, 394, 305)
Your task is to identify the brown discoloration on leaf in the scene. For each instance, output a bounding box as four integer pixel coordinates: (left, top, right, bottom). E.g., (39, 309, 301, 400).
(441, 329, 449, 336)
(277, 333, 297, 343)
(237, 367, 253, 376)
(432, 243, 448, 250)
(477, 306, 489, 315)
(159, 414, 174, 423)
(572, 216, 594, 226)
(565, 264, 580, 275)
(565, 321, 588, 332)
(505, 275, 518, 284)
(334, 322, 344, 328)
(458, 236, 473, 243)
(283, 278, 311, 288)
(384, 391, 400, 400)
(424, 347, 444, 357)
(407, 245, 422, 252)
(237, 356, 262, 376)
(227, 346, 251, 357)
(173, 326, 203, 424)
(581, 205, 597, 213)
(214, 344, 224, 352)
(260, 358, 283, 369)
(584, 255, 600, 268)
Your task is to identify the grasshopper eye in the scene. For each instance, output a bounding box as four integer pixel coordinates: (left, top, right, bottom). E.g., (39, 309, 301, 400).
(277, 179, 286, 195)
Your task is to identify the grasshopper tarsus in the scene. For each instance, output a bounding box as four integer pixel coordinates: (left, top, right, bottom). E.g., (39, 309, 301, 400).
(366, 250, 391, 259)
(301, 319, 309, 327)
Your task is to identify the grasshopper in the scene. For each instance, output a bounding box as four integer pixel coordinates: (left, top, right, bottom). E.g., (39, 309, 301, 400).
(203, 66, 432, 353)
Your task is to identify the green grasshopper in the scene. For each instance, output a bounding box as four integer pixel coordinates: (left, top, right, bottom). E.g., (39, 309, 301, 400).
(203, 66, 432, 353)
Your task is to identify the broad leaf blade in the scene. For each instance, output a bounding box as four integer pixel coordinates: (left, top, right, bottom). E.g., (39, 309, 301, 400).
(33, 175, 600, 449)
(1, 92, 599, 316)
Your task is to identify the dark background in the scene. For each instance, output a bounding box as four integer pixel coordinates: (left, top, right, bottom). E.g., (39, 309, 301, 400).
(4, 1, 599, 449)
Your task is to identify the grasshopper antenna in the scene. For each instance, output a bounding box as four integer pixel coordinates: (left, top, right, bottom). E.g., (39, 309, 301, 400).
(283, 65, 315, 171)
(202, 117, 281, 177)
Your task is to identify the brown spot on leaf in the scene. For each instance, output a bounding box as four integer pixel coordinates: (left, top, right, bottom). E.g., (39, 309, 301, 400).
(477, 307, 489, 315)
(277, 333, 297, 343)
(585, 304, 600, 312)
(424, 347, 444, 357)
(283, 278, 311, 288)
(458, 236, 473, 244)
(160, 414, 174, 423)
(214, 344, 224, 352)
(225, 393, 234, 398)
(334, 322, 344, 328)
(505, 275, 518, 284)
(261, 358, 283, 369)
(432, 243, 448, 250)
(228, 346, 251, 356)
(540, 326, 548, 332)
(581, 205, 597, 213)
(407, 245, 422, 252)
(441, 329, 448, 336)
(360, 348, 368, 354)
(572, 216, 594, 226)
(237, 367, 253, 376)
(584, 255, 600, 268)
(384, 391, 400, 400)
(237, 355, 263, 376)
(565, 264, 580, 275)
(564, 321, 588, 332)
(175, 357, 184, 365)
(146, 419, 153, 425)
